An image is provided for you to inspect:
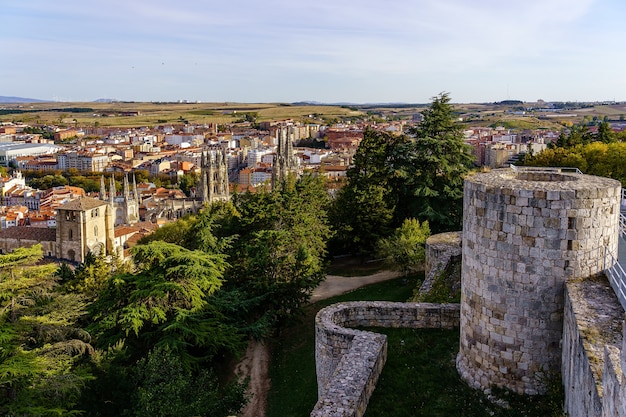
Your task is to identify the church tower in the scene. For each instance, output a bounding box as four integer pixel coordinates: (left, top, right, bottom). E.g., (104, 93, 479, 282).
(198, 149, 230, 204)
(100, 174, 139, 226)
(272, 125, 299, 190)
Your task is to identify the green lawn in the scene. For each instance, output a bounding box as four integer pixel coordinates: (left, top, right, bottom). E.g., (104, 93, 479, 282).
(266, 273, 563, 417)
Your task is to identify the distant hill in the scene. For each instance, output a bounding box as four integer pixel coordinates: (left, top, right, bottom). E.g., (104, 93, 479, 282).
(0, 96, 49, 103)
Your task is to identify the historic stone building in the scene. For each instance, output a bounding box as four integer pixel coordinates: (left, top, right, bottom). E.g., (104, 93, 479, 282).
(100, 174, 140, 226)
(56, 197, 116, 263)
(0, 196, 117, 263)
(271, 125, 299, 189)
(197, 149, 229, 203)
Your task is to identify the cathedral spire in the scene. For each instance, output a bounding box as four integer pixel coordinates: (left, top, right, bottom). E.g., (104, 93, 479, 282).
(133, 174, 140, 203)
(100, 176, 106, 200)
(109, 176, 115, 204)
(123, 174, 130, 199)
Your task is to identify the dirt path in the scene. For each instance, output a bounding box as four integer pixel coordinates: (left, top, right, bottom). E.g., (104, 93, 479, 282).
(236, 270, 401, 417)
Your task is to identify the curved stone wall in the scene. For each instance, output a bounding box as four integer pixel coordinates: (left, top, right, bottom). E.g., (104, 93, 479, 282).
(457, 168, 621, 394)
(419, 231, 462, 296)
(313, 302, 460, 417)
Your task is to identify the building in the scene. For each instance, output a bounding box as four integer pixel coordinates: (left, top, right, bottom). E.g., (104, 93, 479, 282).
(197, 150, 230, 204)
(57, 151, 109, 172)
(271, 126, 299, 189)
(0, 143, 61, 166)
(0, 196, 116, 263)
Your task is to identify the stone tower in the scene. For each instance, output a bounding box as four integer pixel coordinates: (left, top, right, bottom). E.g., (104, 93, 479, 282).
(457, 168, 621, 394)
(271, 125, 298, 189)
(56, 197, 116, 263)
(100, 174, 139, 226)
(198, 149, 230, 204)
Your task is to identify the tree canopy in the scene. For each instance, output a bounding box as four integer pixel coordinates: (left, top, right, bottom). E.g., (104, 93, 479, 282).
(330, 93, 474, 257)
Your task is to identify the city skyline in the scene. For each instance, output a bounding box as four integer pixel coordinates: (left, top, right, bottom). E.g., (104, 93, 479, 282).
(2, 0, 625, 104)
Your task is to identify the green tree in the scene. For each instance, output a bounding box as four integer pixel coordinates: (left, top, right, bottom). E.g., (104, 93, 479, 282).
(377, 218, 430, 276)
(403, 92, 475, 232)
(126, 346, 247, 417)
(178, 172, 198, 197)
(88, 241, 241, 362)
(596, 121, 614, 143)
(329, 129, 402, 256)
(0, 245, 94, 415)
(226, 174, 332, 326)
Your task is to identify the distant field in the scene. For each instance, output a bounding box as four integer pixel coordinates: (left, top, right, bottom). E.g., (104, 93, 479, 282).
(0, 102, 365, 128)
(3, 100, 626, 129)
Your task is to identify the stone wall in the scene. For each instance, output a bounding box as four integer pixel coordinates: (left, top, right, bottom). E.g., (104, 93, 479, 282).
(312, 302, 460, 417)
(419, 231, 462, 296)
(562, 276, 624, 417)
(458, 168, 621, 394)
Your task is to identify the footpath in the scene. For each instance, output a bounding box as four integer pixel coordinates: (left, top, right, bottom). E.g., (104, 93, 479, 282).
(237, 270, 401, 417)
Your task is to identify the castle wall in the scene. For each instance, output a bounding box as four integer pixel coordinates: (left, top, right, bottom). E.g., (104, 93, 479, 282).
(458, 169, 621, 394)
(420, 231, 462, 296)
(313, 302, 459, 417)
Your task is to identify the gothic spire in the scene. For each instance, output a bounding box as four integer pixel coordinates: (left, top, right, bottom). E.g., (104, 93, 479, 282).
(100, 176, 106, 200)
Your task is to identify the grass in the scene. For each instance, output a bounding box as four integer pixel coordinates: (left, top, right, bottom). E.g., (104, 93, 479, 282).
(266, 274, 421, 417)
(363, 327, 563, 417)
(267, 272, 564, 417)
(0, 102, 365, 127)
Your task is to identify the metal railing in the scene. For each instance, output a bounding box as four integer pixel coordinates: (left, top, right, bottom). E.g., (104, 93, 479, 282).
(509, 164, 583, 175)
(622, 188, 626, 212)
(605, 246, 626, 311)
(621, 213, 626, 238)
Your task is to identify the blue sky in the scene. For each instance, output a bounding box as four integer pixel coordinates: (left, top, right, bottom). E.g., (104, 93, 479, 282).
(2, 0, 625, 103)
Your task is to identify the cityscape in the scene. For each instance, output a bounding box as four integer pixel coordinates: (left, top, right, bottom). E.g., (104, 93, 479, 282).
(3, 0, 626, 416)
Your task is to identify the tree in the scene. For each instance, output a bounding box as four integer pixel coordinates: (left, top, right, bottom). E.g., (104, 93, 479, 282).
(0, 245, 94, 415)
(329, 129, 403, 256)
(403, 92, 475, 232)
(596, 121, 614, 143)
(88, 241, 242, 363)
(226, 174, 332, 326)
(377, 218, 430, 276)
(126, 346, 247, 417)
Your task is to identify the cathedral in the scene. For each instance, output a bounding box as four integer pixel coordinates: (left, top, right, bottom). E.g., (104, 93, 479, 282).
(197, 149, 230, 203)
(271, 125, 299, 190)
(99, 174, 140, 226)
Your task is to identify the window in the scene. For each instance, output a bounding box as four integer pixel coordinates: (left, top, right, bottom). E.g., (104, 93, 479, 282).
(94, 225, 98, 237)
(69, 229, 73, 239)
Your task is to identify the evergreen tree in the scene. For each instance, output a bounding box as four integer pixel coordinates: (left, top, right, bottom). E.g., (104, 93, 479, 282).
(402, 92, 475, 232)
(0, 245, 94, 415)
(329, 129, 402, 256)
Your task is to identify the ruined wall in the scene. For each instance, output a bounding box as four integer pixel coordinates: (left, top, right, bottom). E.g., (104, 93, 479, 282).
(419, 231, 462, 296)
(458, 169, 621, 394)
(313, 302, 459, 417)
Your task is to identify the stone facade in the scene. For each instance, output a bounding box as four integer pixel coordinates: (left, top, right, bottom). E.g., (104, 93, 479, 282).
(457, 168, 621, 394)
(56, 197, 115, 263)
(313, 302, 460, 417)
(419, 231, 462, 296)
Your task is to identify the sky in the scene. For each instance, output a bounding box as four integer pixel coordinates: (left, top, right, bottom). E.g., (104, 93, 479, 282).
(2, 0, 626, 103)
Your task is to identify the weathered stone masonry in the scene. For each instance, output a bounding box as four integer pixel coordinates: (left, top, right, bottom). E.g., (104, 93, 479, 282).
(312, 302, 459, 417)
(458, 169, 621, 395)
(313, 168, 626, 416)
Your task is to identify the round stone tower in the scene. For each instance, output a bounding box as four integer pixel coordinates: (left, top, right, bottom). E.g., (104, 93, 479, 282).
(456, 168, 621, 395)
